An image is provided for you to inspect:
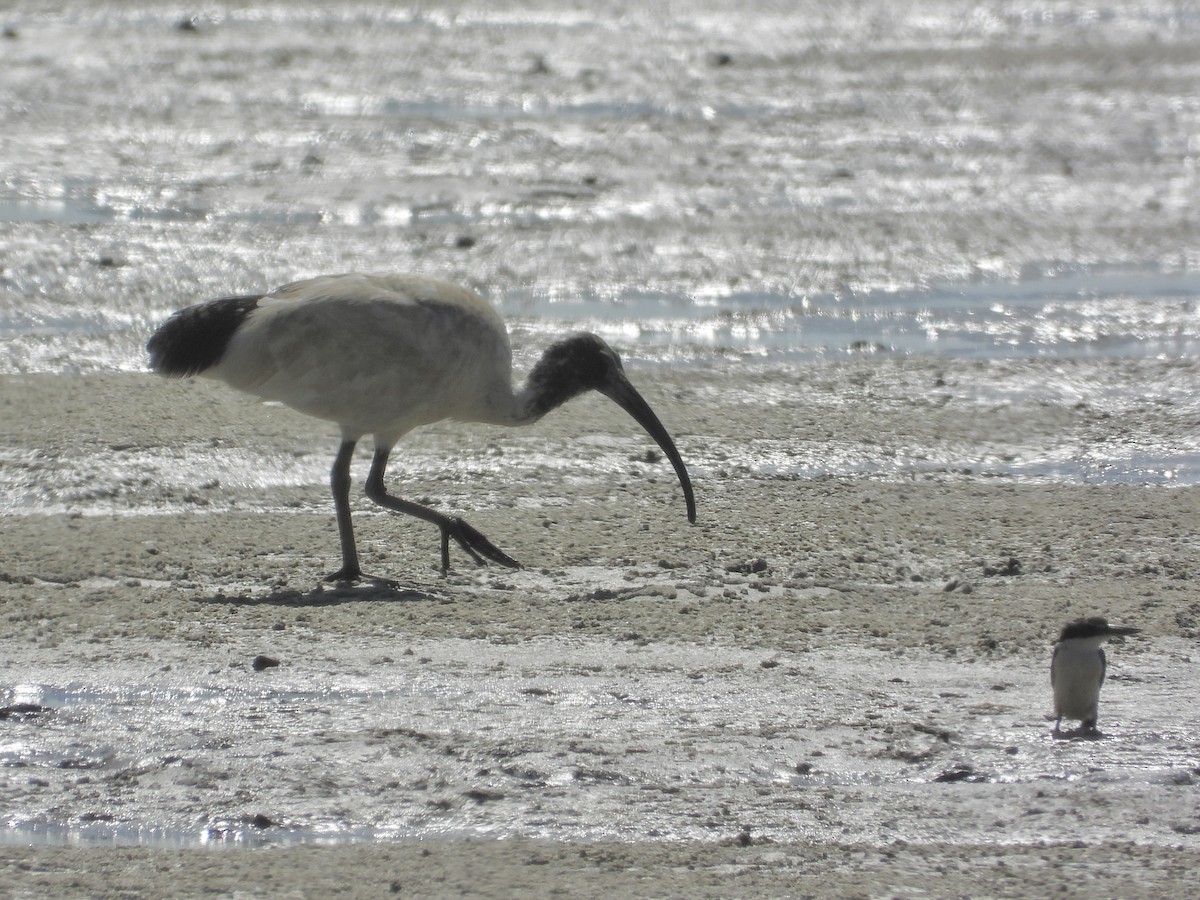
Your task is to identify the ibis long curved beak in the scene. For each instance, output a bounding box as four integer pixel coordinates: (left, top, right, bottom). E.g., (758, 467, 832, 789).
(599, 376, 697, 524)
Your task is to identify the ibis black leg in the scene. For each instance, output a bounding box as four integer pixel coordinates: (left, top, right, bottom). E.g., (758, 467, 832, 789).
(365, 447, 520, 573)
(324, 439, 363, 582)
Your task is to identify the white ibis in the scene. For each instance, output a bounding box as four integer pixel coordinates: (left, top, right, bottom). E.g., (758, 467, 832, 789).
(147, 273, 696, 581)
(1050, 617, 1141, 736)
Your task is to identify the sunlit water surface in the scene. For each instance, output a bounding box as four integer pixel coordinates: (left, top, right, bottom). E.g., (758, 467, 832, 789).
(2, 0, 1198, 851)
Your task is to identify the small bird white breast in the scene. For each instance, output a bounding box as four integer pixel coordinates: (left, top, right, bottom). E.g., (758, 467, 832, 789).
(1051, 637, 1106, 722)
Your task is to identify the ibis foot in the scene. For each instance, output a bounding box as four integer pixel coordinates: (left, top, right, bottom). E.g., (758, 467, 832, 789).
(440, 517, 521, 573)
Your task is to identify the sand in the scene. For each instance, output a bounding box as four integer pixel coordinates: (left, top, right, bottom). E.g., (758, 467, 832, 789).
(5, 839, 1200, 899)
(2, 364, 1198, 897)
(3, 0, 1200, 894)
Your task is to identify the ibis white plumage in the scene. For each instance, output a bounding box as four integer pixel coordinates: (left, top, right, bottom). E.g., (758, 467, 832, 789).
(147, 273, 696, 581)
(1050, 617, 1140, 736)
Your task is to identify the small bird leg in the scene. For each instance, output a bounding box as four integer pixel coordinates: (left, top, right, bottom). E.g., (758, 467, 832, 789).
(366, 448, 521, 573)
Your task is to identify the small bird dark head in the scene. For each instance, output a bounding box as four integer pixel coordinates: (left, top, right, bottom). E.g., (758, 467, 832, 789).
(1058, 617, 1141, 642)
(526, 333, 697, 524)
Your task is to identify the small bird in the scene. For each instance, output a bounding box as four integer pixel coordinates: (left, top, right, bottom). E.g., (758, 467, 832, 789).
(1050, 617, 1141, 736)
(147, 273, 696, 581)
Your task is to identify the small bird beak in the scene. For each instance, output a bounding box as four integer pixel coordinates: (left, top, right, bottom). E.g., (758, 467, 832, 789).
(1107, 625, 1142, 637)
(599, 375, 697, 524)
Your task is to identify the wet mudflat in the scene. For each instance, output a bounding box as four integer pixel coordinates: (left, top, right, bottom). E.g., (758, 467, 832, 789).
(2, 0, 1199, 895)
(2, 370, 1198, 896)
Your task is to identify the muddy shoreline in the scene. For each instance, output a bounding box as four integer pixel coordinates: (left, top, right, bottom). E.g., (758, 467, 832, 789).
(2, 369, 1198, 896)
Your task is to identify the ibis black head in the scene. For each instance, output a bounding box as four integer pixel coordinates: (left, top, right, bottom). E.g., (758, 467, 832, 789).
(1057, 617, 1141, 643)
(528, 333, 696, 524)
(527, 334, 627, 410)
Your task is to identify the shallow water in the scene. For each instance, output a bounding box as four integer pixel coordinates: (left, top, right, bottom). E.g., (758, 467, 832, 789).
(3, 2, 1198, 490)
(1, 0, 1199, 853)
(3, 1, 1199, 375)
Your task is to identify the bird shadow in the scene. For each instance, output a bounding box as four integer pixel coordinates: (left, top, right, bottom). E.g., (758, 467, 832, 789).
(192, 581, 438, 608)
(1052, 727, 1106, 741)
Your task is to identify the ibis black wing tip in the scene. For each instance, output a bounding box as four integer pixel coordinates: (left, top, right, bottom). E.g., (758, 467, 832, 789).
(147, 294, 263, 377)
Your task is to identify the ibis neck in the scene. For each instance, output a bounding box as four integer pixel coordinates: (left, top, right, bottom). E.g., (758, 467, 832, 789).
(476, 336, 600, 426)
(471, 376, 574, 428)
(511, 376, 576, 424)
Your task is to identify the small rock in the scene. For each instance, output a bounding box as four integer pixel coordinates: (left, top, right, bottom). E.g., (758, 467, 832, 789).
(0, 703, 50, 720)
(251, 655, 279, 671)
(525, 54, 551, 76)
(726, 558, 768, 575)
(934, 765, 988, 784)
(983, 557, 1022, 577)
(463, 789, 505, 803)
